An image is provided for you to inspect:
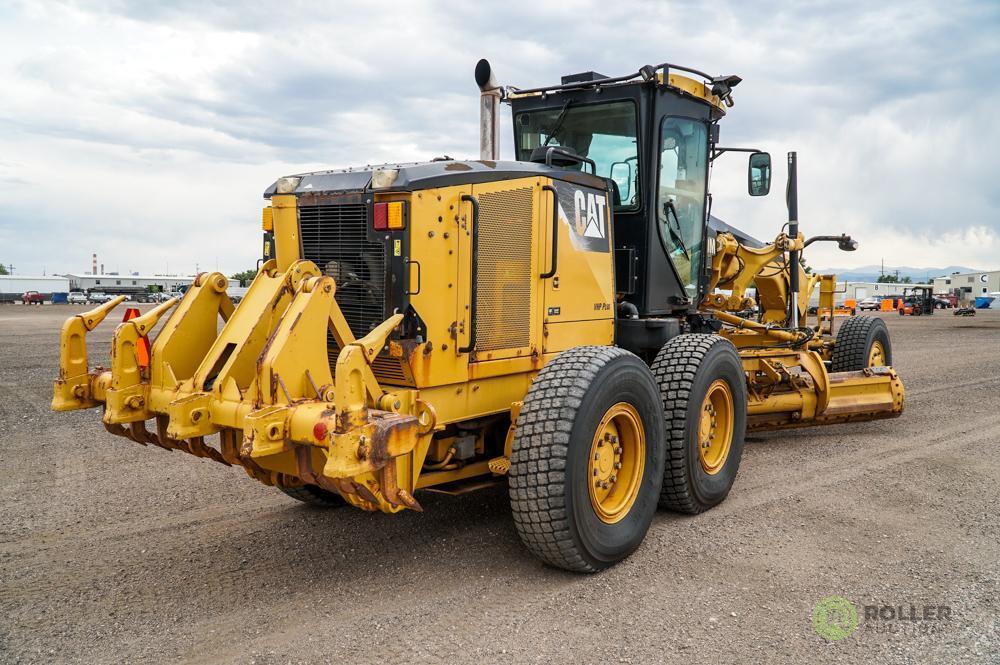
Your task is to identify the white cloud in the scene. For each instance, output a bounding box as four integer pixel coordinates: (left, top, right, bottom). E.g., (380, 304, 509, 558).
(0, 0, 997, 277)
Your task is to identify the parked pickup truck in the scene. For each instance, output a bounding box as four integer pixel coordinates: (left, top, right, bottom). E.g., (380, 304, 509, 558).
(21, 291, 45, 305)
(87, 292, 115, 304)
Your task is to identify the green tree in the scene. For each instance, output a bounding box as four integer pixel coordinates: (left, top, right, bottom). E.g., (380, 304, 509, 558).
(901, 276, 912, 284)
(231, 269, 258, 287)
(877, 274, 899, 283)
(0, 264, 8, 275)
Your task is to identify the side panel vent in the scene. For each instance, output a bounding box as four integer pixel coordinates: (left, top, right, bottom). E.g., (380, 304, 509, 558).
(475, 187, 534, 352)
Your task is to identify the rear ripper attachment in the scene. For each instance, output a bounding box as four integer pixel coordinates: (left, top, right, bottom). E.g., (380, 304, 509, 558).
(52, 226, 431, 513)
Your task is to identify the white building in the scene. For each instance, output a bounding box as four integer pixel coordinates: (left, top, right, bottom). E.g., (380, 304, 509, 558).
(808, 281, 933, 306)
(933, 271, 1000, 303)
(61, 273, 196, 294)
(0, 275, 70, 302)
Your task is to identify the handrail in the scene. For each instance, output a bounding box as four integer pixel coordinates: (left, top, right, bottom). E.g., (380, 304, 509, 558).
(458, 194, 479, 354)
(540, 185, 559, 279)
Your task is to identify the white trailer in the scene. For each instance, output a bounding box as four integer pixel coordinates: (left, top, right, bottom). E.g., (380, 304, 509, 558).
(0, 275, 71, 303)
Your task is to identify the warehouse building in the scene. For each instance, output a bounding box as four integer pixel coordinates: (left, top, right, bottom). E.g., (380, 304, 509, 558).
(808, 281, 933, 306)
(933, 271, 1000, 303)
(0, 275, 71, 303)
(61, 273, 195, 295)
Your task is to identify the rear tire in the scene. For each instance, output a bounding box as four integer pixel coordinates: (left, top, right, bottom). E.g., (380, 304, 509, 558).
(831, 315, 891, 371)
(278, 484, 347, 507)
(651, 334, 748, 514)
(509, 346, 665, 573)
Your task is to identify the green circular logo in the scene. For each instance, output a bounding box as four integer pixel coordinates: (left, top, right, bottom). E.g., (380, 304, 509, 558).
(812, 596, 858, 641)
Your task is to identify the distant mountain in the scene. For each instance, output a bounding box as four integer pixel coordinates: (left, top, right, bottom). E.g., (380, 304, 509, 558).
(814, 265, 982, 283)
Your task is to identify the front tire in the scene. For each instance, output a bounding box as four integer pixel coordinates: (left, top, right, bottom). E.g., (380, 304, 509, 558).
(831, 315, 891, 371)
(509, 346, 665, 573)
(652, 335, 748, 514)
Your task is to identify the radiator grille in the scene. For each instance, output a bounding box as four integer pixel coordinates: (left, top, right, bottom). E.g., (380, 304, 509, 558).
(298, 203, 385, 338)
(475, 187, 534, 351)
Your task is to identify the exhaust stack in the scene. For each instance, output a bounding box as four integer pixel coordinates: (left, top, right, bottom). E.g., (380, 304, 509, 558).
(475, 59, 501, 161)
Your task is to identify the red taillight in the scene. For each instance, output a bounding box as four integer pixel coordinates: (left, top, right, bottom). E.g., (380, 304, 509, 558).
(373, 201, 405, 231)
(373, 202, 388, 230)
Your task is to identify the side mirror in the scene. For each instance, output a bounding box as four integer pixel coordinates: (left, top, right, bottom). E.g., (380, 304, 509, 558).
(610, 161, 632, 202)
(748, 151, 771, 196)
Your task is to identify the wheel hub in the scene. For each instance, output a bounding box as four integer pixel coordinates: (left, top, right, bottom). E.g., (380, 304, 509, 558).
(868, 340, 886, 367)
(588, 403, 645, 524)
(698, 379, 734, 475)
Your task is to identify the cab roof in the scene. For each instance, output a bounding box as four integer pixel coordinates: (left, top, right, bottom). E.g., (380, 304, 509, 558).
(506, 62, 738, 115)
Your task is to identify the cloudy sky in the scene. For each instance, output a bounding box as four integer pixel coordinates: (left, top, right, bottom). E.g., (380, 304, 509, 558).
(1, 0, 997, 278)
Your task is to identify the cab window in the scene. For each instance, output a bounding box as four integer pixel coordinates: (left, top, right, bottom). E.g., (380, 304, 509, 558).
(658, 117, 708, 298)
(515, 101, 639, 209)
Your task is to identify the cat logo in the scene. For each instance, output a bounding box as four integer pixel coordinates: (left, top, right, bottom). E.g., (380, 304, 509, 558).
(573, 190, 607, 239)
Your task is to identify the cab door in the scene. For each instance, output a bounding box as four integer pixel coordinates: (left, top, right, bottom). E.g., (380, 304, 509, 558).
(540, 178, 615, 353)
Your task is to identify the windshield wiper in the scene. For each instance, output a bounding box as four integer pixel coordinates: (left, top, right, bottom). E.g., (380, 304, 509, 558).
(542, 100, 574, 147)
(663, 200, 690, 261)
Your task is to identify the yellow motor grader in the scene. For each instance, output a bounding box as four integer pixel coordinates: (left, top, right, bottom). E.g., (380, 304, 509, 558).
(52, 60, 904, 572)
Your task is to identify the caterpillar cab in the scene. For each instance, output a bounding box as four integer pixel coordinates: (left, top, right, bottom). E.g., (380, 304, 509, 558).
(52, 59, 904, 572)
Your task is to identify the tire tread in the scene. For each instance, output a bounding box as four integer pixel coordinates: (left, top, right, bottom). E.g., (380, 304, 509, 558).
(278, 484, 346, 507)
(650, 334, 737, 514)
(509, 346, 634, 573)
(831, 316, 890, 372)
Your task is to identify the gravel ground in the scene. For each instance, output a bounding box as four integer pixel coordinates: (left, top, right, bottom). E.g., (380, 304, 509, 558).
(1, 305, 998, 664)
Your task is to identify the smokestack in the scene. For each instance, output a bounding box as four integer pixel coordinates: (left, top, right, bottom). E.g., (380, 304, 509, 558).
(92, 253, 97, 276)
(475, 59, 501, 161)
(100, 263, 104, 275)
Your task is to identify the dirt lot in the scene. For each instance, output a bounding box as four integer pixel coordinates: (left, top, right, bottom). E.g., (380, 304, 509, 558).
(1, 305, 998, 664)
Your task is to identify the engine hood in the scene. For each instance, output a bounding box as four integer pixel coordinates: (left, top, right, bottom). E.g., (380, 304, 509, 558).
(264, 159, 607, 198)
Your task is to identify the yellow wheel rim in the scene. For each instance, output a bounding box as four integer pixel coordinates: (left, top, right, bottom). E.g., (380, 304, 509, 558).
(698, 380, 734, 475)
(868, 340, 886, 367)
(587, 402, 645, 524)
